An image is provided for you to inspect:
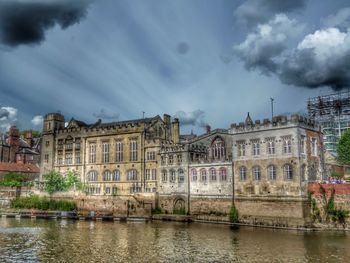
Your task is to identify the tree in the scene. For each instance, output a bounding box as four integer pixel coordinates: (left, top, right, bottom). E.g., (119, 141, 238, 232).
(43, 170, 66, 194)
(337, 129, 350, 165)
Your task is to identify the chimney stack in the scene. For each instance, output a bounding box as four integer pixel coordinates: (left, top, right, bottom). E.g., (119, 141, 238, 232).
(171, 118, 180, 144)
(25, 131, 33, 148)
(8, 126, 20, 162)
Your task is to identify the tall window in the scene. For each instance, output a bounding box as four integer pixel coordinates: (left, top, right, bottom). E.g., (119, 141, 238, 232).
(284, 164, 293, 180)
(129, 140, 138, 161)
(253, 166, 261, 180)
(145, 169, 151, 180)
(89, 143, 96, 163)
(169, 170, 176, 183)
(311, 138, 317, 156)
(75, 153, 81, 164)
(268, 165, 276, 180)
(177, 154, 182, 164)
(283, 139, 292, 154)
(267, 141, 275, 155)
(151, 169, 156, 180)
(191, 169, 197, 181)
(127, 169, 137, 180)
(200, 169, 207, 182)
(168, 155, 173, 164)
(178, 169, 184, 183)
(239, 166, 247, 181)
(65, 153, 72, 164)
(300, 136, 305, 154)
(146, 151, 155, 161)
(102, 143, 110, 163)
(238, 142, 246, 157)
(112, 170, 120, 181)
(162, 170, 168, 182)
(219, 167, 227, 181)
(210, 168, 217, 181)
(211, 137, 226, 159)
(103, 170, 111, 181)
(87, 170, 97, 181)
(252, 141, 260, 156)
(116, 142, 123, 162)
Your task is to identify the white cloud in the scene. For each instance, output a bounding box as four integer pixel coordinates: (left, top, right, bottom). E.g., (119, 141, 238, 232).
(31, 115, 44, 126)
(0, 106, 18, 132)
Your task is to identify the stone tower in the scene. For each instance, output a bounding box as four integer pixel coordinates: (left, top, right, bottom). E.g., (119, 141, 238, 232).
(40, 113, 65, 177)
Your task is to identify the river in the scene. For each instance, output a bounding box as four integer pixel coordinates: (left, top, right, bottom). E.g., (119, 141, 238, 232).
(0, 218, 349, 262)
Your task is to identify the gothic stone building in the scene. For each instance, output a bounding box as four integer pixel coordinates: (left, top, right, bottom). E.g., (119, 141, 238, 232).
(40, 112, 179, 196)
(158, 129, 233, 215)
(230, 114, 324, 226)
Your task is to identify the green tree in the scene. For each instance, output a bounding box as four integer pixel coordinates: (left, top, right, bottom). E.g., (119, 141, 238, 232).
(0, 172, 23, 187)
(43, 170, 66, 194)
(337, 129, 350, 165)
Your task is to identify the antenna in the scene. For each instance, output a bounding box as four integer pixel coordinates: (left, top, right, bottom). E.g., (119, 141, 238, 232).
(270, 98, 274, 119)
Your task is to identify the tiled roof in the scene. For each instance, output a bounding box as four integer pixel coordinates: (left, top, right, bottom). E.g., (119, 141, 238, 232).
(0, 163, 40, 173)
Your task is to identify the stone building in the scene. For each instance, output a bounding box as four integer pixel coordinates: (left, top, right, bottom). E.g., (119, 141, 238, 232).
(158, 128, 233, 215)
(40, 112, 180, 196)
(230, 113, 324, 226)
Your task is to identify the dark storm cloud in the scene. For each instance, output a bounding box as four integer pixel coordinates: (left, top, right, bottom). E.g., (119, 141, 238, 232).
(0, 0, 92, 47)
(235, 13, 350, 90)
(235, 0, 307, 27)
(174, 110, 208, 127)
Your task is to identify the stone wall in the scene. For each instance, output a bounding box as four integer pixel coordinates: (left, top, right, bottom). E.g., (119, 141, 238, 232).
(235, 196, 312, 227)
(190, 196, 232, 215)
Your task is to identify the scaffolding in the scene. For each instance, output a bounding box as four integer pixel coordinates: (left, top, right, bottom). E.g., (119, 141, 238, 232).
(308, 91, 350, 153)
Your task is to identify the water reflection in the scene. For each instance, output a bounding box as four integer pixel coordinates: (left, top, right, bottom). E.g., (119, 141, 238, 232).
(0, 218, 349, 262)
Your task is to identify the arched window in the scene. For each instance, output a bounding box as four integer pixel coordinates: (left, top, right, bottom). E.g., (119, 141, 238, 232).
(219, 167, 227, 181)
(253, 166, 261, 181)
(210, 137, 226, 160)
(283, 139, 292, 154)
(200, 169, 207, 182)
(284, 164, 293, 180)
(103, 170, 111, 181)
(191, 169, 197, 181)
(210, 168, 217, 181)
(267, 165, 276, 180)
(239, 166, 247, 181)
(127, 169, 137, 181)
(161, 170, 168, 182)
(112, 170, 120, 181)
(170, 170, 176, 183)
(87, 170, 98, 182)
(178, 169, 184, 183)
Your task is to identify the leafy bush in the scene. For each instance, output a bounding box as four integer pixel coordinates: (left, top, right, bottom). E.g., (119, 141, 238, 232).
(0, 172, 24, 187)
(173, 207, 186, 215)
(229, 206, 239, 223)
(43, 170, 83, 194)
(152, 207, 162, 214)
(11, 195, 76, 211)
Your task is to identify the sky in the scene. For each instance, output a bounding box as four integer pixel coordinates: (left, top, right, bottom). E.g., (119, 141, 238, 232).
(0, 0, 350, 134)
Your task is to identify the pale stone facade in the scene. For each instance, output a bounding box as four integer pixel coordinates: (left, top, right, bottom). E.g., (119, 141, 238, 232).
(230, 114, 324, 198)
(40, 112, 179, 196)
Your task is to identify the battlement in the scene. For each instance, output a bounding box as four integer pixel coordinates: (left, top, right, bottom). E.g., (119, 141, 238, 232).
(230, 114, 320, 134)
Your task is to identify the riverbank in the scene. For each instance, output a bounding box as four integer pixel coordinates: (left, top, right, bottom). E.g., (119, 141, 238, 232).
(1, 209, 349, 232)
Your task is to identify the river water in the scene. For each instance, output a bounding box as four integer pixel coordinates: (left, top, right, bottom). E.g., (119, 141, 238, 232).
(0, 218, 349, 263)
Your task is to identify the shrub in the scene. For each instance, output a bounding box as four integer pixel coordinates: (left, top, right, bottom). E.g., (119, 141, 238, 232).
(11, 195, 76, 211)
(152, 207, 162, 214)
(173, 207, 186, 215)
(229, 206, 239, 223)
(0, 172, 23, 187)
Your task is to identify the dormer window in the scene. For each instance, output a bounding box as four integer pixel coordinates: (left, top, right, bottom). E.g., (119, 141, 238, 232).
(210, 137, 226, 160)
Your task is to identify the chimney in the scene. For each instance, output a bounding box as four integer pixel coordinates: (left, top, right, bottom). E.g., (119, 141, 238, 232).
(163, 114, 171, 126)
(206, 125, 211, 134)
(171, 118, 180, 144)
(25, 131, 33, 148)
(8, 126, 20, 163)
